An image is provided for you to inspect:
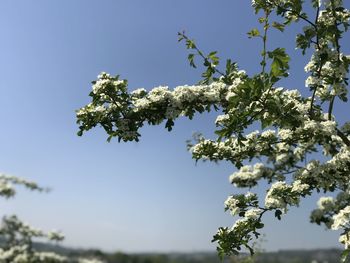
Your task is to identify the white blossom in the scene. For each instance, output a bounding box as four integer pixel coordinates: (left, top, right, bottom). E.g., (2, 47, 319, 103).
(224, 196, 241, 216)
(244, 208, 263, 219)
(332, 206, 350, 230)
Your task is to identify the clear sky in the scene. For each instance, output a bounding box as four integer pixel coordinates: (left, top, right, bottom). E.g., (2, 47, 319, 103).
(0, 0, 349, 253)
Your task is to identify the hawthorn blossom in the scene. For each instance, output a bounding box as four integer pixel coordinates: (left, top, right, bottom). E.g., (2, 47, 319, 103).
(76, 0, 350, 258)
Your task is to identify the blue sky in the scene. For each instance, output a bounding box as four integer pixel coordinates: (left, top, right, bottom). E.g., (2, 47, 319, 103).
(0, 0, 349, 253)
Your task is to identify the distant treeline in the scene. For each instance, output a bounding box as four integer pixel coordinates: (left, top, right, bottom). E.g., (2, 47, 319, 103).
(77, 249, 345, 263)
(29, 242, 347, 263)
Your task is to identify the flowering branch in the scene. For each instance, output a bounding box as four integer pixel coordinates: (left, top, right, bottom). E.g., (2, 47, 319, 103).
(76, 0, 350, 260)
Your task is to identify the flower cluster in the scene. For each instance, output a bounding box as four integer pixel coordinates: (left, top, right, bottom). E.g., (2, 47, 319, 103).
(0, 174, 45, 199)
(339, 233, 350, 249)
(76, 70, 247, 142)
(0, 174, 105, 263)
(224, 192, 259, 216)
(332, 206, 350, 230)
(0, 246, 68, 263)
(304, 49, 349, 101)
(229, 163, 273, 187)
(264, 181, 310, 212)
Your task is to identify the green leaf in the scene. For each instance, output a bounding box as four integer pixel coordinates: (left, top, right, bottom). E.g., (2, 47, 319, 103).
(258, 17, 266, 24)
(275, 210, 282, 220)
(268, 48, 290, 79)
(208, 51, 217, 57)
(247, 28, 261, 38)
(272, 22, 285, 32)
(341, 249, 350, 262)
(188, 53, 196, 68)
(256, 222, 264, 229)
(311, 0, 320, 8)
(208, 51, 219, 65)
(186, 39, 196, 49)
(177, 31, 185, 42)
(165, 119, 174, 131)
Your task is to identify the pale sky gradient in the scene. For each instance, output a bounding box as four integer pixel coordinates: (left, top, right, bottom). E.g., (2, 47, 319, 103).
(0, 0, 349, 253)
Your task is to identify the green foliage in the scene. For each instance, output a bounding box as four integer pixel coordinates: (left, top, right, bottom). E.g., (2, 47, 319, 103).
(247, 29, 261, 38)
(267, 48, 290, 80)
(271, 22, 285, 32)
(178, 31, 224, 85)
